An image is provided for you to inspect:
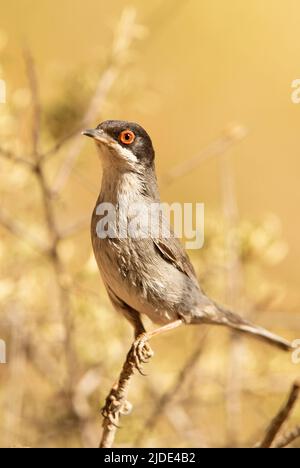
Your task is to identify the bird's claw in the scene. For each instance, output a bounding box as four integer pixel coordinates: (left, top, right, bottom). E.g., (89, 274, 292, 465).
(101, 335, 154, 425)
(131, 333, 154, 374)
(101, 389, 132, 427)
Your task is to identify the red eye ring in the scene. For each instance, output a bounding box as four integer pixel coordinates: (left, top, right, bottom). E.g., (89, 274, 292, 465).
(119, 130, 135, 145)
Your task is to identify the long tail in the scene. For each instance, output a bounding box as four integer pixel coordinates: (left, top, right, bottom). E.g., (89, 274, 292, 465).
(204, 303, 293, 352)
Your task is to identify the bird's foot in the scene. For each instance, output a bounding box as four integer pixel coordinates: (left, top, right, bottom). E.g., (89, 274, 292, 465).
(131, 333, 154, 375)
(101, 387, 132, 427)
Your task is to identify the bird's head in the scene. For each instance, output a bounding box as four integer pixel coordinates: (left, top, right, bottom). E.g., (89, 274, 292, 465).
(82, 120, 155, 172)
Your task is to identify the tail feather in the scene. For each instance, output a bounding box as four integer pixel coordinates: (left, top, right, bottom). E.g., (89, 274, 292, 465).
(208, 304, 293, 352)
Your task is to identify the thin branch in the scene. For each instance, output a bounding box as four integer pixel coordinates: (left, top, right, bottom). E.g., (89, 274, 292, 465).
(0, 208, 50, 254)
(0, 146, 35, 169)
(24, 49, 41, 157)
(34, 164, 76, 394)
(40, 127, 81, 162)
(24, 52, 77, 395)
(274, 425, 300, 448)
(35, 165, 58, 245)
(161, 124, 247, 188)
(100, 345, 138, 448)
(259, 380, 300, 448)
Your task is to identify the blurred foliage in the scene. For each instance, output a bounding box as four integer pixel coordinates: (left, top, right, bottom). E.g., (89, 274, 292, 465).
(0, 1, 299, 449)
(44, 72, 91, 140)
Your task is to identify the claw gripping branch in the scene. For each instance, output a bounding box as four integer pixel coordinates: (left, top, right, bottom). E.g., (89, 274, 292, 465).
(100, 336, 154, 448)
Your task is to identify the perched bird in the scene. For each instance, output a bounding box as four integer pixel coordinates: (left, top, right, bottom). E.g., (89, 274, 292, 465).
(83, 120, 292, 371)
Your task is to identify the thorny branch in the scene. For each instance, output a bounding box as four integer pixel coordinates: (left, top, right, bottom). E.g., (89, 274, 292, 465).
(100, 346, 141, 448)
(259, 380, 300, 448)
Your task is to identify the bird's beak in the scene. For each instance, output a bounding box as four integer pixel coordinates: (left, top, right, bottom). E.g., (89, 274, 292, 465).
(82, 128, 112, 145)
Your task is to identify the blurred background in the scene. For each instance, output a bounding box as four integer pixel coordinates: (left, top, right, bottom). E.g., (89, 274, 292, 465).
(0, 0, 299, 448)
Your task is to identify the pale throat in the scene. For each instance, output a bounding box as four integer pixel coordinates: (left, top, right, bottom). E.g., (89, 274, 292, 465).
(100, 167, 145, 207)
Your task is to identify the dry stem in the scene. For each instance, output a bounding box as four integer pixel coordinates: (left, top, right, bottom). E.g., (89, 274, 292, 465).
(259, 380, 300, 448)
(99, 345, 140, 448)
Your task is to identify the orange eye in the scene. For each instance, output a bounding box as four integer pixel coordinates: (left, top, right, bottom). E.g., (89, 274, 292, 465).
(119, 130, 135, 145)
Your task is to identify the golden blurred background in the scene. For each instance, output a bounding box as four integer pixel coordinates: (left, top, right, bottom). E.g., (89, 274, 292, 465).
(0, 0, 299, 448)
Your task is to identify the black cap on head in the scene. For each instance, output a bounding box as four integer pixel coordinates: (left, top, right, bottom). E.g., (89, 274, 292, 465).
(97, 120, 155, 167)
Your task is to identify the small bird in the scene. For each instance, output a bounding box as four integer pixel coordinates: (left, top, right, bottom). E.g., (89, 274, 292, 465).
(83, 120, 292, 371)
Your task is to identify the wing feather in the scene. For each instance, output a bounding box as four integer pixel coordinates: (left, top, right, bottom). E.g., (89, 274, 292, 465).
(153, 235, 198, 284)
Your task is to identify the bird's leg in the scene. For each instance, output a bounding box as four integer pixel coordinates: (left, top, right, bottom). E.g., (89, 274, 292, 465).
(101, 305, 147, 422)
(132, 319, 183, 374)
(101, 319, 184, 425)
